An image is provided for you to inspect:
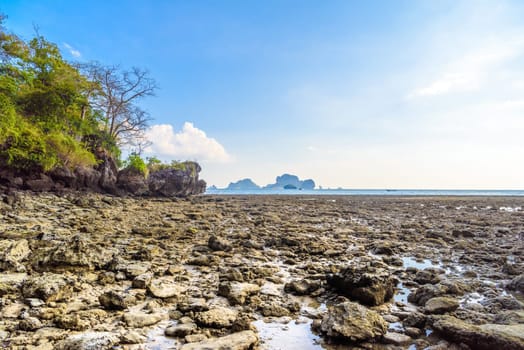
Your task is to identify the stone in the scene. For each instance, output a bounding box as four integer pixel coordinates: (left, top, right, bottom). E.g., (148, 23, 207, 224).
(180, 330, 258, 350)
(195, 307, 238, 328)
(218, 282, 260, 305)
(261, 302, 291, 317)
(0, 239, 31, 271)
(55, 331, 119, 350)
(120, 330, 146, 344)
(284, 279, 321, 296)
(320, 301, 387, 342)
(98, 290, 136, 310)
(431, 315, 524, 350)
(327, 266, 395, 306)
(18, 316, 43, 331)
(507, 274, 524, 293)
(165, 322, 197, 337)
(22, 273, 74, 302)
(148, 278, 185, 299)
(208, 235, 232, 251)
(132, 272, 153, 289)
(147, 163, 206, 197)
(424, 297, 459, 314)
(32, 235, 114, 271)
(123, 311, 166, 328)
(0, 273, 27, 295)
(383, 331, 412, 345)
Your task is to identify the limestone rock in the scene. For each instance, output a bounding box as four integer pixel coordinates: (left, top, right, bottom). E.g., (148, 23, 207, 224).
(195, 307, 238, 328)
(165, 322, 197, 337)
(123, 311, 166, 328)
(0, 273, 27, 296)
(180, 330, 258, 350)
(147, 278, 185, 299)
(320, 301, 387, 342)
(284, 279, 321, 296)
(208, 235, 232, 251)
(508, 274, 524, 293)
(431, 315, 524, 350)
(424, 297, 459, 314)
(98, 290, 136, 310)
(383, 331, 412, 345)
(0, 239, 31, 271)
(327, 266, 395, 306)
(22, 273, 74, 302)
(55, 332, 119, 350)
(218, 282, 260, 305)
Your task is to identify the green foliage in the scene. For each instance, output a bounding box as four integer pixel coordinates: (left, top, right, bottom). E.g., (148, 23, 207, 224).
(123, 153, 148, 176)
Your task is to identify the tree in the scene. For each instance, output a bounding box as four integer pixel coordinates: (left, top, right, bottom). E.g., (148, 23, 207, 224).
(81, 62, 157, 146)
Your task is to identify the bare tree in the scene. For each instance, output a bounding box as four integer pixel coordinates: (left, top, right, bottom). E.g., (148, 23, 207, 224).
(81, 62, 157, 146)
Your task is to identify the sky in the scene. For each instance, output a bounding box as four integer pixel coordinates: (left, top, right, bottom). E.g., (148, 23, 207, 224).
(2, 0, 524, 189)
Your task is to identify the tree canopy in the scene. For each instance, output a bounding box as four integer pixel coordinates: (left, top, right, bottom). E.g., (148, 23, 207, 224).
(0, 14, 156, 174)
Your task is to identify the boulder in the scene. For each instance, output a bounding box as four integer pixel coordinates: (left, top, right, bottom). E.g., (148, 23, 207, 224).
(508, 274, 524, 293)
(195, 307, 238, 328)
(55, 332, 119, 350)
(147, 162, 206, 197)
(320, 301, 387, 342)
(22, 273, 74, 302)
(0, 273, 27, 295)
(180, 330, 258, 350)
(208, 235, 232, 251)
(0, 239, 31, 271)
(123, 311, 166, 328)
(327, 266, 395, 306)
(218, 282, 260, 305)
(165, 323, 197, 337)
(32, 235, 114, 272)
(147, 278, 185, 299)
(284, 279, 321, 296)
(425, 297, 459, 314)
(98, 290, 136, 310)
(431, 315, 524, 350)
(117, 168, 148, 195)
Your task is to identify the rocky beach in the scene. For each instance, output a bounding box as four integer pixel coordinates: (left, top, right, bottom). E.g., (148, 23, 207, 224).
(0, 193, 523, 350)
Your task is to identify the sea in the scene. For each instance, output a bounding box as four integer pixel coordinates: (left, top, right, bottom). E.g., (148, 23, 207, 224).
(205, 188, 524, 196)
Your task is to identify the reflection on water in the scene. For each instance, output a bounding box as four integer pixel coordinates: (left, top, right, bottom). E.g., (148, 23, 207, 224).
(402, 256, 438, 270)
(394, 283, 410, 304)
(253, 318, 322, 350)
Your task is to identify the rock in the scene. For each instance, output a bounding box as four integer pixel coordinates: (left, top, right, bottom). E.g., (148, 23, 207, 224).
(18, 316, 43, 331)
(218, 282, 260, 305)
(123, 311, 166, 328)
(431, 315, 524, 350)
(117, 168, 148, 195)
(180, 330, 258, 350)
(494, 310, 524, 325)
(147, 278, 185, 299)
(32, 235, 114, 271)
(508, 274, 524, 293)
(195, 307, 238, 328)
(165, 323, 197, 337)
(0, 273, 27, 295)
(55, 331, 119, 350)
(98, 290, 136, 310)
(261, 302, 291, 317)
(147, 162, 206, 197)
(327, 266, 395, 306)
(208, 235, 232, 251)
(22, 273, 74, 302)
(284, 279, 321, 296)
(2, 301, 26, 318)
(320, 301, 387, 342)
(120, 330, 146, 344)
(132, 272, 153, 289)
(425, 297, 459, 314)
(408, 283, 450, 306)
(0, 239, 31, 271)
(414, 269, 442, 285)
(383, 331, 412, 345)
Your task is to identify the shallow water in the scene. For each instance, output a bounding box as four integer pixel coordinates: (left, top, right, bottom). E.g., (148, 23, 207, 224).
(402, 256, 438, 270)
(253, 318, 323, 350)
(144, 320, 178, 350)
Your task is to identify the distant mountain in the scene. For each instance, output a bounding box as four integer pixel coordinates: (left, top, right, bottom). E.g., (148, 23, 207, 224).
(226, 178, 260, 190)
(264, 174, 315, 190)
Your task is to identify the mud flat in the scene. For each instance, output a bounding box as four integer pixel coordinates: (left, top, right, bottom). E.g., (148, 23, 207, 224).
(0, 193, 523, 349)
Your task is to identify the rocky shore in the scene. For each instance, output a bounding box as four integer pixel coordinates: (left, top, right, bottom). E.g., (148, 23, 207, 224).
(0, 193, 523, 349)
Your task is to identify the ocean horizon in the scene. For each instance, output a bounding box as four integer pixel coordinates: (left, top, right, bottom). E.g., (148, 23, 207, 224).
(205, 188, 524, 196)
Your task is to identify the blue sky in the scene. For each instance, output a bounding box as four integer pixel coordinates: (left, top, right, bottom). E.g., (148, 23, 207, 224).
(2, 0, 524, 189)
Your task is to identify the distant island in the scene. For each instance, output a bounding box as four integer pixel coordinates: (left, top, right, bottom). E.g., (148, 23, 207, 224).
(223, 174, 315, 191)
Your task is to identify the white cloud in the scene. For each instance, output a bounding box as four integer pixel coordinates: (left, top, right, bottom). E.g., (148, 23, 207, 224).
(408, 41, 522, 98)
(63, 43, 81, 58)
(144, 122, 231, 163)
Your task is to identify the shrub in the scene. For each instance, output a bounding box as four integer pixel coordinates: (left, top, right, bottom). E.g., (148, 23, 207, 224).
(123, 153, 148, 176)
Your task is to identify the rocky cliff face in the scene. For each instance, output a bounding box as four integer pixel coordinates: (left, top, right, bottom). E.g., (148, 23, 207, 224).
(0, 156, 206, 197)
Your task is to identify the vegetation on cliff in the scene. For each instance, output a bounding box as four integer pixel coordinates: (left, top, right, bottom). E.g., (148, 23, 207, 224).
(0, 14, 154, 176)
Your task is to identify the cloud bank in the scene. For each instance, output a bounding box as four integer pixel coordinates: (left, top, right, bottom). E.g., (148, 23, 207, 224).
(145, 122, 231, 163)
